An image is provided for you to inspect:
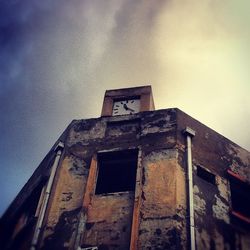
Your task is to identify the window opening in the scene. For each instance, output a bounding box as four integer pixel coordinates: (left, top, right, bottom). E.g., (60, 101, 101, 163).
(11, 179, 47, 245)
(196, 166, 216, 185)
(229, 176, 250, 223)
(95, 149, 138, 195)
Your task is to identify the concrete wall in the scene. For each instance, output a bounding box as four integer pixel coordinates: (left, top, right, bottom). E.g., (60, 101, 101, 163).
(177, 109, 250, 250)
(138, 149, 186, 250)
(40, 109, 179, 250)
(1, 108, 250, 250)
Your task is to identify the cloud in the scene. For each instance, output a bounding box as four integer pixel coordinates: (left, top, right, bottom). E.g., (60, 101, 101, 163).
(0, 0, 126, 215)
(0, 0, 249, 216)
(150, 0, 250, 148)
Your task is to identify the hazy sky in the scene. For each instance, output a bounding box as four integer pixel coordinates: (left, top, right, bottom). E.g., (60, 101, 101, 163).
(0, 0, 249, 216)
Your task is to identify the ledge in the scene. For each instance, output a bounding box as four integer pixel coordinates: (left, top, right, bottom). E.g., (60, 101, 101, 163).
(231, 210, 250, 224)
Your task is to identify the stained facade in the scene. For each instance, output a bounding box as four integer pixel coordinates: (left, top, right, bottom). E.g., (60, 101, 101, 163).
(0, 86, 250, 250)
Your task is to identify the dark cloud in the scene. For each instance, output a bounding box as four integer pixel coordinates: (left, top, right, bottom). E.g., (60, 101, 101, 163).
(0, 0, 125, 216)
(0, 0, 249, 216)
(0, 0, 73, 215)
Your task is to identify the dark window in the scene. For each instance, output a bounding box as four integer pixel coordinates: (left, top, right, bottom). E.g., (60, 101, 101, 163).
(197, 166, 216, 185)
(230, 178, 250, 221)
(9, 179, 46, 249)
(95, 149, 138, 194)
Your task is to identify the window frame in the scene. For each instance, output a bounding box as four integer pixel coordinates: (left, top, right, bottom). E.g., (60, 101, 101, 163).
(94, 148, 139, 195)
(228, 169, 250, 225)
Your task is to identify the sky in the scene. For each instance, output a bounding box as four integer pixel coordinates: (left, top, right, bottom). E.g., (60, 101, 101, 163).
(0, 0, 249, 216)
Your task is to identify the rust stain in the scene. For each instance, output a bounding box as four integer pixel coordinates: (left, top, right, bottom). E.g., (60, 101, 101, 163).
(83, 156, 97, 210)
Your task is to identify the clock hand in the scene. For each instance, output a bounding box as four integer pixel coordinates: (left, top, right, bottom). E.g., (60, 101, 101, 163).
(127, 107, 135, 112)
(123, 103, 129, 110)
(123, 104, 135, 112)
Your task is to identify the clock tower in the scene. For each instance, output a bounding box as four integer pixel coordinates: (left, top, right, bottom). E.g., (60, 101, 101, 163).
(2, 85, 250, 250)
(101, 85, 155, 116)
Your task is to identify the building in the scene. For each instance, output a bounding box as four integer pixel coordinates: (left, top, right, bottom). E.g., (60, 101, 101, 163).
(0, 86, 250, 250)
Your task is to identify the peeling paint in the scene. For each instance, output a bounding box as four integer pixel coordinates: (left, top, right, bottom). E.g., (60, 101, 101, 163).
(196, 229, 210, 250)
(82, 192, 134, 249)
(68, 120, 106, 146)
(67, 157, 87, 178)
(230, 160, 250, 181)
(141, 112, 176, 136)
(212, 195, 230, 224)
(2, 108, 250, 250)
(193, 185, 206, 216)
(138, 149, 186, 249)
(217, 176, 229, 202)
(41, 207, 81, 250)
(228, 144, 250, 166)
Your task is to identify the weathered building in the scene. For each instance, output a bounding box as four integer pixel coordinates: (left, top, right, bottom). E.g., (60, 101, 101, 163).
(1, 86, 250, 250)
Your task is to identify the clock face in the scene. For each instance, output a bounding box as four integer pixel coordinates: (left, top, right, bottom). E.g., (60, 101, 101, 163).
(112, 98, 140, 116)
